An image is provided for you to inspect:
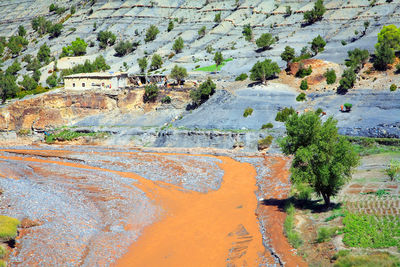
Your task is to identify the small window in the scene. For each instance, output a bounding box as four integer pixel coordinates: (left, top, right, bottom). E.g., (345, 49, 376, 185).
(102, 83, 105, 86)
(82, 83, 85, 87)
(72, 83, 75, 87)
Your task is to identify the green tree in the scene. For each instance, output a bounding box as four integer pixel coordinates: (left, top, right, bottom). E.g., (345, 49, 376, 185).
(6, 60, 21, 75)
(150, 54, 163, 70)
(0, 74, 18, 103)
(69, 38, 87, 56)
(280, 112, 359, 206)
(145, 25, 159, 43)
(256, 33, 276, 50)
(190, 77, 216, 105)
(49, 23, 63, 38)
(7, 35, 28, 56)
(170, 65, 187, 85)
(31, 16, 52, 35)
(198, 26, 206, 38)
(49, 3, 57, 12)
(376, 24, 400, 51)
(137, 57, 147, 73)
(285, 6, 292, 17)
(345, 48, 369, 71)
(213, 51, 223, 70)
(374, 41, 395, 70)
(19, 75, 38, 91)
(214, 13, 221, 23)
(167, 20, 174, 32)
(114, 41, 133, 57)
(143, 84, 159, 102)
(311, 35, 326, 55)
(18, 25, 26, 37)
(46, 72, 58, 88)
(300, 79, 308, 90)
(339, 68, 356, 90)
(281, 46, 295, 68)
(37, 43, 51, 63)
(32, 69, 41, 82)
(324, 69, 336, 84)
(250, 59, 280, 84)
(304, 0, 326, 25)
(172, 37, 184, 53)
(97, 31, 116, 48)
(70, 5, 76, 14)
(242, 24, 252, 42)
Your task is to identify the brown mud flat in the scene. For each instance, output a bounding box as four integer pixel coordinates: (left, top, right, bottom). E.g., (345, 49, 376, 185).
(0, 147, 303, 266)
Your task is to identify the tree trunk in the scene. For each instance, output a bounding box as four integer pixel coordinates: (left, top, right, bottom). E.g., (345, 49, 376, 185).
(322, 193, 330, 206)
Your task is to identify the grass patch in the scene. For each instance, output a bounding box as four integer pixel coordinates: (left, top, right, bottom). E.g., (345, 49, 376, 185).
(333, 252, 400, 267)
(194, 58, 233, 72)
(344, 136, 400, 156)
(316, 226, 338, 243)
(360, 189, 390, 197)
(283, 203, 303, 248)
(258, 135, 273, 150)
(325, 207, 345, 222)
(342, 212, 400, 249)
(0, 245, 5, 259)
(261, 123, 273, 129)
(45, 129, 106, 144)
(0, 216, 20, 241)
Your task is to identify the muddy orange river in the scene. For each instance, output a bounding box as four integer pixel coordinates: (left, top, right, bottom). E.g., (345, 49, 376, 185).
(0, 147, 306, 266)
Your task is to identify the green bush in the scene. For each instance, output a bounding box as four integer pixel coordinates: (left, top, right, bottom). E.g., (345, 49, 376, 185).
(374, 42, 394, 71)
(296, 64, 312, 78)
(60, 38, 87, 57)
(324, 69, 336, 84)
(243, 107, 253, 117)
(0, 245, 6, 259)
(46, 73, 58, 88)
(16, 86, 48, 99)
(114, 41, 133, 57)
(315, 108, 324, 115)
(198, 26, 206, 38)
(296, 92, 306, 102)
(143, 84, 159, 102)
(311, 35, 326, 55)
(235, 73, 248, 81)
(283, 203, 303, 248)
(261, 123, 273, 129)
(344, 103, 352, 110)
(242, 24, 252, 41)
(294, 183, 313, 201)
(390, 84, 397, 91)
(275, 107, 296, 122)
(161, 96, 171, 104)
(190, 78, 216, 105)
(250, 59, 280, 84)
(61, 56, 110, 77)
(339, 68, 356, 90)
(341, 40, 347, 46)
(303, 0, 326, 25)
(37, 43, 51, 63)
(385, 159, 400, 181)
(317, 227, 337, 243)
(214, 13, 221, 23)
(145, 25, 159, 43)
(19, 75, 38, 91)
(258, 135, 273, 150)
(170, 65, 188, 85)
(256, 33, 276, 50)
(300, 79, 308, 90)
(48, 23, 63, 38)
(97, 31, 116, 48)
(150, 54, 163, 70)
(333, 252, 400, 267)
(172, 37, 184, 53)
(167, 20, 174, 32)
(0, 215, 20, 241)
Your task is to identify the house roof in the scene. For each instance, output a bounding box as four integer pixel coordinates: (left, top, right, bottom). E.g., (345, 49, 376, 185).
(64, 72, 128, 79)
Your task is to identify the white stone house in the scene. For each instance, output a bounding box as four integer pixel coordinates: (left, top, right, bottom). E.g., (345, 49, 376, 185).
(63, 72, 128, 90)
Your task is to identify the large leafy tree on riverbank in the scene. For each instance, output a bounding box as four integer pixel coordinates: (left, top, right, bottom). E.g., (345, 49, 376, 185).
(279, 112, 359, 206)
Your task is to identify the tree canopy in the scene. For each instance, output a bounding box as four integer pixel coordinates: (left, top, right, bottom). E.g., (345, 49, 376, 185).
(279, 112, 359, 205)
(281, 46, 295, 68)
(145, 25, 159, 43)
(190, 77, 216, 105)
(137, 57, 147, 73)
(256, 33, 276, 50)
(311, 35, 326, 55)
(304, 0, 326, 25)
(214, 51, 223, 70)
(0, 73, 18, 103)
(37, 43, 51, 63)
(170, 65, 187, 85)
(250, 59, 280, 84)
(374, 41, 395, 71)
(172, 37, 184, 53)
(97, 31, 116, 49)
(376, 24, 400, 51)
(150, 54, 163, 70)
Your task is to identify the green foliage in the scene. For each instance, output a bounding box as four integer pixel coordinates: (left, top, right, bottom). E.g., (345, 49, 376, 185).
(46, 72, 58, 88)
(145, 25, 159, 43)
(376, 24, 400, 51)
(283, 203, 303, 248)
(235, 73, 248, 81)
(214, 12, 221, 23)
(342, 212, 400, 249)
(285, 6, 292, 17)
(341, 40, 347, 46)
(6, 60, 21, 75)
(317, 227, 337, 243)
(293, 183, 313, 201)
(242, 24, 252, 41)
(345, 48, 369, 71)
(279, 112, 359, 205)
(258, 135, 273, 150)
(206, 45, 213, 54)
(150, 54, 163, 70)
(281, 46, 296, 67)
(261, 123, 273, 129)
(161, 95, 171, 104)
(60, 38, 87, 57)
(170, 65, 187, 85)
(390, 84, 397, 91)
(243, 107, 253, 117)
(324, 69, 336, 84)
(344, 103, 352, 110)
(0, 245, 5, 259)
(33, 69, 41, 82)
(0, 73, 18, 103)
(374, 41, 395, 71)
(61, 56, 109, 76)
(0, 215, 20, 241)
(16, 85, 47, 99)
(97, 31, 116, 48)
(37, 43, 51, 63)
(48, 23, 63, 38)
(311, 35, 326, 55)
(137, 57, 147, 73)
(49, 3, 57, 12)
(45, 129, 103, 143)
(385, 159, 400, 181)
(114, 41, 133, 57)
(143, 84, 159, 102)
(303, 0, 326, 25)
(18, 25, 26, 37)
(275, 107, 296, 122)
(167, 20, 174, 32)
(300, 79, 308, 90)
(198, 26, 206, 38)
(31, 16, 52, 35)
(172, 37, 184, 53)
(334, 252, 400, 267)
(213, 51, 223, 69)
(70, 5, 76, 14)
(190, 77, 216, 105)
(296, 92, 306, 101)
(255, 33, 276, 50)
(49, 4, 66, 15)
(26, 57, 41, 71)
(19, 75, 38, 91)
(250, 59, 280, 83)
(194, 58, 232, 72)
(339, 68, 356, 90)
(296, 63, 312, 78)
(7, 35, 28, 56)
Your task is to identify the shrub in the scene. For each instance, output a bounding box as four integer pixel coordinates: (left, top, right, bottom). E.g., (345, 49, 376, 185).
(172, 37, 184, 53)
(334, 252, 400, 267)
(374, 42, 395, 70)
(390, 84, 397, 91)
(97, 31, 116, 48)
(198, 26, 206, 38)
(275, 107, 296, 122)
(19, 75, 38, 91)
(60, 38, 87, 57)
(256, 33, 276, 50)
(296, 92, 306, 101)
(281, 46, 295, 68)
(344, 103, 352, 110)
(300, 79, 308, 90)
(324, 69, 336, 84)
(190, 77, 216, 105)
(235, 73, 248, 81)
(242, 24, 252, 41)
(150, 54, 163, 70)
(285, 6, 292, 17)
(170, 65, 187, 85)
(243, 107, 253, 117)
(46, 73, 58, 88)
(303, 0, 326, 25)
(315, 108, 324, 115)
(385, 159, 400, 181)
(114, 41, 133, 57)
(18, 25, 26, 37)
(214, 12, 221, 23)
(161, 96, 171, 104)
(48, 23, 63, 38)
(145, 25, 159, 43)
(311, 35, 326, 55)
(143, 84, 159, 102)
(346, 48, 369, 71)
(283, 203, 303, 248)
(167, 20, 174, 32)
(341, 40, 347, 46)
(0, 74, 19, 103)
(339, 68, 356, 90)
(0, 215, 20, 241)
(214, 51, 224, 70)
(70, 5, 76, 14)
(258, 135, 273, 150)
(296, 63, 312, 78)
(0, 245, 5, 259)
(376, 24, 400, 51)
(7, 35, 28, 56)
(31, 16, 52, 35)
(37, 43, 51, 63)
(261, 123, 273, 129)
(317, 227, 337, 243)
(206, 45, 213, 54)
(60, 56, 110, 77)
(6, 60, 21, 75)
(137, 57, 147, 73)
(250, 59, 280, 84)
